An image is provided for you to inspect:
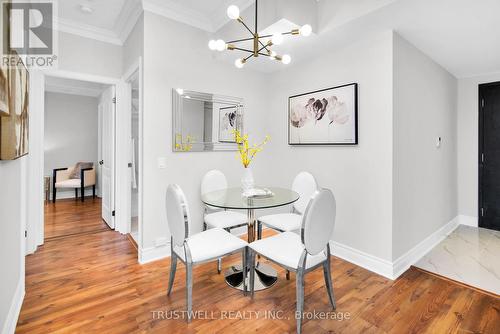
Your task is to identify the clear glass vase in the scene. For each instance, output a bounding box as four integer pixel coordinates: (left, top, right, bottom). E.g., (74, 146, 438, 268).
(241, 167, 255, 191)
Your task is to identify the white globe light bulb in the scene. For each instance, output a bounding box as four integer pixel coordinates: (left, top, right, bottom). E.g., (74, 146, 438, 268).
(215, 39, 226, 51)
(227, 5, 240, 20)
(299, 24, 312, 37)
(282, 54, 291, 64)
(234, 58, 245, 69)
(271, 33, 284, 45)
(208, 40, 217, 50)
(176, 88, 184, 95)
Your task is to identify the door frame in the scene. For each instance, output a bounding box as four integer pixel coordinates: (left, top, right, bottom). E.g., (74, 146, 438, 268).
(478, 81, 500, 228)
(121, 58, 144, 252)
(27, 69, 133, 254)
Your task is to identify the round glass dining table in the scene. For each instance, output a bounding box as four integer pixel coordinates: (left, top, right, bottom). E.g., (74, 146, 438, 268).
(201, 187, 300, 291)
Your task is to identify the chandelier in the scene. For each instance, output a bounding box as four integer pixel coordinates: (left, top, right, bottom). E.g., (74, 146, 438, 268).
(208, 0, 312, 68)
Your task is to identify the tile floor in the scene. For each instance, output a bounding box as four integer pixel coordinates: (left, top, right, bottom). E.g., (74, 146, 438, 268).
(415, 225, 500, 295)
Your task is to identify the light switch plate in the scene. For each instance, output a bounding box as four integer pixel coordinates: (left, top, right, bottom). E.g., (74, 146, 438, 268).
(158, 157, 167, 169)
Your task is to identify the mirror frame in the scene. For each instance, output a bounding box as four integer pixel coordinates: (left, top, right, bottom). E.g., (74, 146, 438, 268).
(172, 89, 244, 152)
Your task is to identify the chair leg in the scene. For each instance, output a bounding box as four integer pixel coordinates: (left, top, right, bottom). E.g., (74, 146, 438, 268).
(249, 250, 256, 297)
(257, 221, 262, 240)
(81, 185, 85, 202)
(167, 252, 177, 296)
(242, 247, 248, 295)
(217, 258, 222, 274)
(75, 188, 78, 199)
(296, 268, 305, 334)
(323, 261, 336, 310)
(93, 185, 96, 198)
(186, 262, 193, 323)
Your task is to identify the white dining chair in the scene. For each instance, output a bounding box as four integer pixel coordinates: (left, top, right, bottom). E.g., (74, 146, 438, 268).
(166, 184, 248, 322)
(257, 171, 318, 238)
(248, 189, 336, 334)
(201, 170, 247, 273)
(257, 172, 318, 280)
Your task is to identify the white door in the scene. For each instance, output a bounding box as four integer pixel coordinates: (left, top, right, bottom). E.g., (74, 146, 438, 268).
(99, 86, 115, 229)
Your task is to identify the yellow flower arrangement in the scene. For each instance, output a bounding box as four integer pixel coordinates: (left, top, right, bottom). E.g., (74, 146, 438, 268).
(233, 130, 270, 168)
(175, 133, 195, 152)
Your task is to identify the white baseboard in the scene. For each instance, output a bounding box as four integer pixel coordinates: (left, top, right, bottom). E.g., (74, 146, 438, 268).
(139, 243, 171, 264)
(2, 278, 25, 334)
(458, 215, 478, 227)
(330, 241, 394, 279)
(391, 216, 459, 279)
(137, 216, 470, 281)
(51, 189, 99, 200)
(330, 216, 462, 281)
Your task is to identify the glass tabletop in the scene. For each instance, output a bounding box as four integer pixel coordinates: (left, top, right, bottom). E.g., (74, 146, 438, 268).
(201, 187, 300, 210)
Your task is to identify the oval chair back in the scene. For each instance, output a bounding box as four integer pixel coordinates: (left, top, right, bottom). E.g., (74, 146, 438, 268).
(201, 170, 228, 211)
(301, 189, 336, 255)
(166, 184, 191, 247)
(292, 172, 318, 214)
(201, 170, 228, 195)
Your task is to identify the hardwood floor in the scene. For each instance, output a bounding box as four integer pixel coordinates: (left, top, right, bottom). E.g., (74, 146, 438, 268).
(17, 200, 500, 333)
(44, 197, 109, 240)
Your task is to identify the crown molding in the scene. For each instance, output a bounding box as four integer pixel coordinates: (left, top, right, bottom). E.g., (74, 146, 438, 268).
(55, 0, 142, 46)
(55, 0, 250, 45)
(142, 0, 213, 32)
(115, 0, 143, 44)
(56, 17, 123, 46)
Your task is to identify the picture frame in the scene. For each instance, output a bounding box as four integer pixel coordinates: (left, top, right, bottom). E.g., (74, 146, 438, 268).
(288, 83, 358, 145)
(218, 105, 240, 143)
(0, 63, 8, 116)
(0, 51, 29, 160)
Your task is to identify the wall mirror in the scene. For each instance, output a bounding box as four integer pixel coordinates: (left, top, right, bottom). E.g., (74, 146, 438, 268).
(172, 89, 244, 152)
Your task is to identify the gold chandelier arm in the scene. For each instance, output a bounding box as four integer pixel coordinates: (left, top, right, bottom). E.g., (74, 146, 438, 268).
(227, 36, 255, 44)
(257, 42, 271, 53)
(237, 18, 255, 37)
(227, 45, 255, 54)
(257, 39, 270, 53)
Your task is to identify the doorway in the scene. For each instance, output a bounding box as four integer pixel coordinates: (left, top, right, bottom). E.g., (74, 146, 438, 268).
(43, 76, 115, 240)
(129, 73, 140, 244)
(478, 81, 500, 231)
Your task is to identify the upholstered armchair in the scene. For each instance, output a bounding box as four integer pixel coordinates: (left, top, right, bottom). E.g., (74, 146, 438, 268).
(52, 164, 96, 203)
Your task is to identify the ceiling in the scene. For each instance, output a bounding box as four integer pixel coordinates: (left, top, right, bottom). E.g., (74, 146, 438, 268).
(55, 0, 500, 78)
(56, 0, 142, 45)
(58, 0, 126, 31)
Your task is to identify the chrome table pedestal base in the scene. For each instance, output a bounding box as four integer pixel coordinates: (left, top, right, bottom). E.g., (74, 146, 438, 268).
(225, 207, 278, 291)
(225, 263, 278, 291)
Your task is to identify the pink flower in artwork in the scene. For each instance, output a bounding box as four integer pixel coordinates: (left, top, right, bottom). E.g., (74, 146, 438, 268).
(327, 96, 349, 125)
(290, 95, 350, 128)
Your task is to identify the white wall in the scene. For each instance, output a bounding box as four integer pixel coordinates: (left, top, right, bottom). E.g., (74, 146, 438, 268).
(57, 31, 123, 79)
(262, 31, 395, 261)
(0, 159, 26, 334)
(142, 12, 269, 253)
(44, 92, 99, 198)
(392, 33, 458, 260)
(457, 73, 500, 219)
(0, 25, 26, 333)
(123, 14, 144, 73)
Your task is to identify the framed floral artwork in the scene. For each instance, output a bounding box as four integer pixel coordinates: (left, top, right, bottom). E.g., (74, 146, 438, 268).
(288, 83, 358, 145)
